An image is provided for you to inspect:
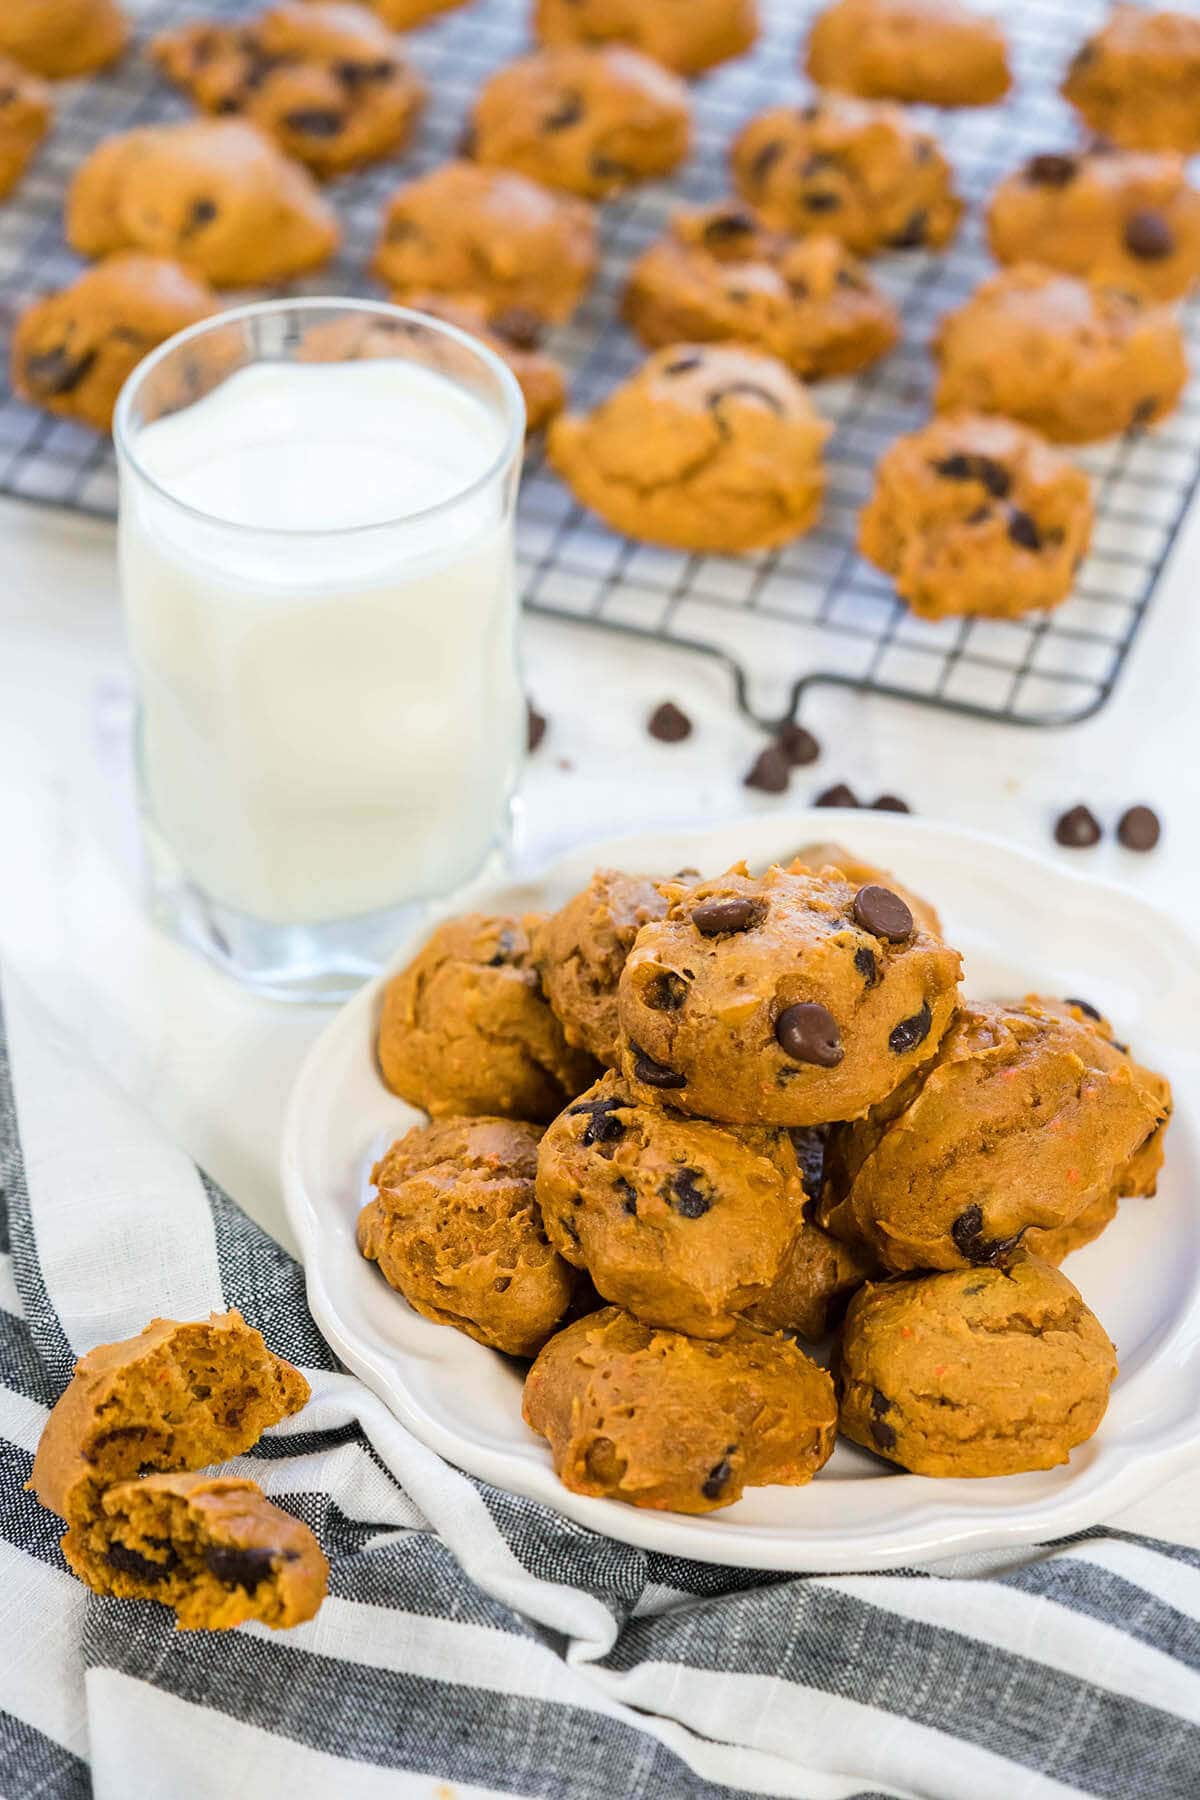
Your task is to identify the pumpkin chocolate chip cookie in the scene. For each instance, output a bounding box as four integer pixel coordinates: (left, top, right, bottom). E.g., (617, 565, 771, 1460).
(987, 145, 1200, 303)
(530, 868, 669, 1067)
(933, 265, 1188, 444)
(533, 0, 758, 76)
(821, 996, 1171, 1273)
(547, 344, 832, 553)
(858, 413, 1095, 619)
(377, 913, 598, 1123)
(731, 94, 963, 257)
(359, 1116, 578, 1357)
(743, 1216, 873, 1341)
(617, 862, 962, 1127)
(1062, 7, 1200, 156)
(624, 206, 899, 380)
(806, 0, 1010, 108)
(0, 0, 127, 78)
(523, 1305, 836, 1511)
(536, 1069, 804, 1338)
(0, 56, 50, 200)
(470, 45, 690, 200)
(838, 1256, 1118, 1476)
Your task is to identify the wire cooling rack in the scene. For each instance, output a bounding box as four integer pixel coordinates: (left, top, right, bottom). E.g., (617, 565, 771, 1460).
(1, 0, 1198, 729)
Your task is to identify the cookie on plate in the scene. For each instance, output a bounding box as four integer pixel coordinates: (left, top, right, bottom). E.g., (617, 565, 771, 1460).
(536, 1069, 805, 1338)
(470, 45, 690, 200)
(523, 1306, 837, 1511)
(1062, 7, 1200, 156)
(530, 869, 669, 1067)
(377, 913, 598, 1123)
(838, 1257, 1117, 1476)
(547, 343, 832, 554)
(63, 1472, 329, 1630)
(806, 0, 1010, 108)
(359, 1117, 578, 1357)
(151, 2, 426, 178)
(0, 0, 127, 78)
(624, 205, 899, 380)
(617, 861, 962, 1127)
(66, 119, 340, 285)
(933, 264, 1188, 443)
(12, 254, 216, 432)
(987, 145, 1200, 303)
(373, 161, 599, 325)
(820, 995, 1171, 1272)
(731, 95, 963, 256)
(858, 412, 1095, 619)
(742, 1216, 873, 1341)
(533, 0, 758, 76)
(0, 56, 51, 199)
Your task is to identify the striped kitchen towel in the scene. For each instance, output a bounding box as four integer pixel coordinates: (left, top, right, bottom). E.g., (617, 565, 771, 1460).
(1, 962, 1198, 1800)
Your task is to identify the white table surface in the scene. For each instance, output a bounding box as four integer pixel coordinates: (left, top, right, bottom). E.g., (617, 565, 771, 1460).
(2, 488, 1198, 1546)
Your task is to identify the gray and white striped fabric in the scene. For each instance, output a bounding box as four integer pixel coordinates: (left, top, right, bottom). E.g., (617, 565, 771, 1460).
(1, 962, 1198, 1800)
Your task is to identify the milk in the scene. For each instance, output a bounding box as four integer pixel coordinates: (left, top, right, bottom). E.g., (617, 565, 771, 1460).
(119, 358, 524, 927)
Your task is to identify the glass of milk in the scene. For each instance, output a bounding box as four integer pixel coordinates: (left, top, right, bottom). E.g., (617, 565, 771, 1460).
(114, 298, 526, 1000)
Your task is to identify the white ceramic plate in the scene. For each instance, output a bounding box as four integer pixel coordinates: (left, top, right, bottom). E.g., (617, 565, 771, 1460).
(282, 812, 1200, 1571)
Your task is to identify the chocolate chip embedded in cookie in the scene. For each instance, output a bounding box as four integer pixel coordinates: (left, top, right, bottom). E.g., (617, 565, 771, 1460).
(617, 861, 961, 1127)
(359, 1117, 578, 1357)
(987, 145, 1200, 302)
(523, 1306, 836, 1512)
(820, 996, 1171, 1273)
(548, 344, 832, 554)
(0, 0, 127, 78)
(12, 254, 216, 433)
(534, 0, 758, 76)
(66, 119, 340, 286)
(529, 869, 669, 1066)
(858, 412, 1094, 620)
(731, 94, 962, 257)
(373, 161, 599, 325)
(151, 3, 426, 178)
(624, 208, 899, 380)
(933, 265, 1188, 444)
(806, 0, 1010, 108)
(62, 1472, 329, 1631)
(838, 1257, 1117, 1476)
(536, 1069, 804, 1338)
(377, 913, 599, 1122)
(470, 45, 690, 200)
(1063, 7, 1200, 156)
(0, 56, 50, 200)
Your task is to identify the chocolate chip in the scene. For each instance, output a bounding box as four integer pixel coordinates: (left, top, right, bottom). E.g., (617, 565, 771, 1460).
(648, 700, 692, 742)
(750, 140, 784, 183)
(1064, 995, 1101, 1020)
(1007, 509, 1042, 552)
(662, 352, 703, 375)
(691, 897, 761, 937)
(1054, 804, 1102, 848)
(701, 1456, 732, 1499)
(790, 1126, 825, 1200)
(889, 1000, 932, 1054)
(870, 1416, 897, 1451)
(491, 307, 543, 350)
(337, 57, 394, 87)
(815, 782, 858, 808)
(835, 265, 866, 290)
(889, 210, 927, 249)
(932, 453, 1011, 498)
(22, 346, 97, 397)
(778, 722, 820, 766)
(105, 1540, 178, 1583)
(803, 190, 841, 213)
(527, 701, 547, 752)
(853, 884, 914, 943)
(854, 945, 877, 985)
(204, 1545, 277, 1591)
(744, 744, 790, 794)
(872, 794, 911, 813)
(702, 208, 757, 244)
(775, 1002, 844, 1067)
(631, 1045, 686, 1089)
(487, 928, 519, 966)
(184, 197, 218, 235)
(950, 1203, 1026, 1267)
(543, 91, 584, 131)
(1117, 804, 1160, 851)
(1027, 152, 1077, 187)
(1129, 395, 1159, 431)
(283, 108, 344, 137)
(669, 1167, 711, 1218)
(644, 970, 688, 1012)
(1125, 210, 1174, 260)
(568, 1095, 625, 1146)
(615, 1176, 637, 1215)
(871, 1388, 893, 1415)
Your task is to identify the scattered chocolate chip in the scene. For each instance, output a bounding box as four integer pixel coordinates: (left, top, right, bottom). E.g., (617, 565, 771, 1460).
(872, 794, 911, 813)
(932, 452, 1011, 498)
(543, 91, 584, 131)
(614, 1176, 638, 1215)
(491, 307, 543, 350)
(889, 210, 927, 249)
(283, 108, 344, 137)
(644, 970, 688, 1012)
(775, 1002, 844, 1067)
(950, 1203, 1026, 1267)
(648, 700, 692, 743)
(702, 208, 757, 244)
(568, 1095, 626, 1146)
(853, 884, 914, 943)
(744, 743, 790, 795)
(854, 945, 878, 985)
(22, 346, 97, 397)
(870, 1416, 897, 1451)
(701, 1456, 732, 1499)
(1117, 804, 1161, 851)
(778, 722, 820, 766)
(1007, 509, 1042, 552)
(105, 1540, 178, 1583)
(669, 1167, 711, 1219)
(662, 352, 703, 375)
(204, 1545, 277, 1591)
(1027, 152, 1077, 187)
(750, 139, 784, 183)
(889, 1000, 932, 1054)
(790, 1127, 825, 1200)
(815, 782, 858, 808)
(691, 897, 761, 936)
(1054, 803, 1102, 848)
(1064, 995, 1101, 1020)
(1125, 210, 1174, 260)
(527, 701, 547, 752)
(631, 1045, 687, 1089)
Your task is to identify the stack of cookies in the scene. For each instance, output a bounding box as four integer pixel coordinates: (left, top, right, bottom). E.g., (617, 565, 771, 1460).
(363, 844, 1171, 1514)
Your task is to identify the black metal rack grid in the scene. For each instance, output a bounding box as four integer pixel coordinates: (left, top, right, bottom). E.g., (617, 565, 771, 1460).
(1, 0, 1197, 729)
